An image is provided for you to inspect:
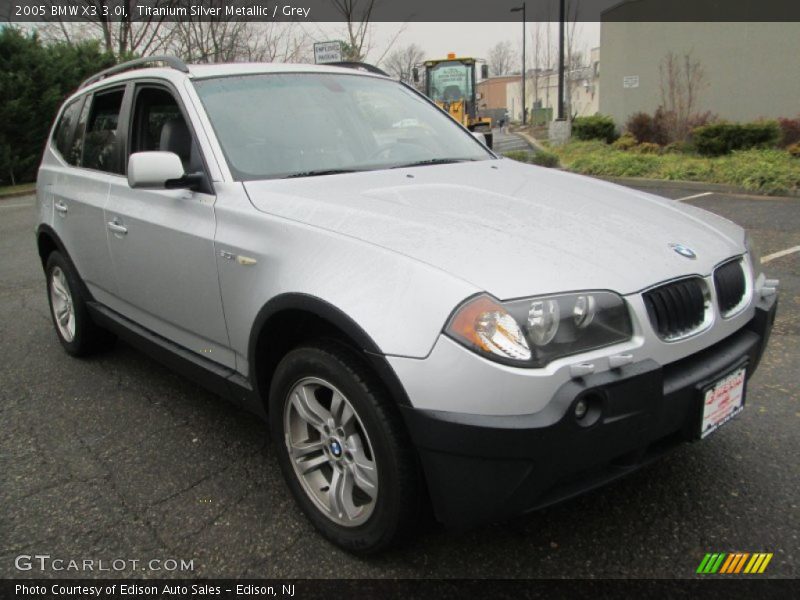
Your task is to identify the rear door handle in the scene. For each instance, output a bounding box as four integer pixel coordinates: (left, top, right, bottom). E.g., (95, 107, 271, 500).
(55, 201, 68, 214)
(107, 219, 128, 235)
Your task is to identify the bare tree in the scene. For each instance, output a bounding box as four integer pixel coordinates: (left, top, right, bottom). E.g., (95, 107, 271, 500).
(329, 0, 404, 64)
(169, 20, 249, 63)
(659, 50, 708, 142)
(528, 21, 555, 118)
(39, 1, 177, 58)
(487, 41, 518, 76)
(563, 0, 586, 119)
(330, 0, 374, 62)
(39, 2, 310, 65)
(169, 21, 309, 64)
(384, 43, 424, 83)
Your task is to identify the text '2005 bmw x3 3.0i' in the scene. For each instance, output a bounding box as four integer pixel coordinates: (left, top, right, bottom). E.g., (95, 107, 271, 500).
(36, 57, 779, 553)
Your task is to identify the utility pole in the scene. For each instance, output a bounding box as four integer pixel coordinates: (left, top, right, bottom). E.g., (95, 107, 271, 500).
(557, 0, 565, 120)
(511, 3, 526, 125)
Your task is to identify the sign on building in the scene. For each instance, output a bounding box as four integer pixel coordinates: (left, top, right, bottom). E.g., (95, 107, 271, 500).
(623, 75, 640, 88)
(314, 41, 343, 64)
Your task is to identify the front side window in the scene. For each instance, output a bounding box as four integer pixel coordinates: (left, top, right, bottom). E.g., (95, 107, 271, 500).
(129, 86, 201, 173)
(193, 73, 492, 181)
(81, 89, 125, 173)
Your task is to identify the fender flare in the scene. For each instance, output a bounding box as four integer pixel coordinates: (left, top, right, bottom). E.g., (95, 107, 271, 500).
(247, 293, 412, 408)
(36, 224, 68, 267)
(36, 224, 95, 302)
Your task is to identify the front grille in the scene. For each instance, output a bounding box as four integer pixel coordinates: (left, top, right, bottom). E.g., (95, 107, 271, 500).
(643, 278, 707, 340)
(714, 259, 746, 315)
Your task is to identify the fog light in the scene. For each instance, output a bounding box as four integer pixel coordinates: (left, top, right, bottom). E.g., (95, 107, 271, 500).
(574, 398, 589, 419)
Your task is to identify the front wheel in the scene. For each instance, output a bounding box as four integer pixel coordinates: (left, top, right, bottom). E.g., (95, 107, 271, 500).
(269, 342, 420, 554)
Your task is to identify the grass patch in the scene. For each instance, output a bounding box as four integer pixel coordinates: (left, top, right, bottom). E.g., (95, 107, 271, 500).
(502, 149, 560, 168)
(552, 142, 800, 195)
(0, 183, 36, 197)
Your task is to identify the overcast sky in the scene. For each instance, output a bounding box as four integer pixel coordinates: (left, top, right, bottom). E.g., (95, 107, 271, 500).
(20, 19, 601, 68)
(314, 21, 601, 66)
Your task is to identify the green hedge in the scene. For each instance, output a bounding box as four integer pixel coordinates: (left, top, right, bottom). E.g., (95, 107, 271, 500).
(572, 115, 618, 144)
(693, 121, 780, 156)
(503, 149, 560, 168)
(0, 28, 116, 185)
(552, 141, 799, 195)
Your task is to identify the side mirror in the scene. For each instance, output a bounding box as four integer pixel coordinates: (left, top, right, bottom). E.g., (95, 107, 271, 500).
(127, 151, 203, 190)
(412, 67, 419, 83)
(471, 131, 486, 144)
(481, 64, 489, 79)
(128, 151, 184, 188)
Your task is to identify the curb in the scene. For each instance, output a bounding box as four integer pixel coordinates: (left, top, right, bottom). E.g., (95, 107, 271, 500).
(593, 176, 800, 199)
(0, 188, 36, 200)
(513, 131, 548, 153)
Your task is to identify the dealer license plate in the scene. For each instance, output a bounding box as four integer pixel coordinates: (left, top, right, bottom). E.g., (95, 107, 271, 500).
(700, 367, 746, 439)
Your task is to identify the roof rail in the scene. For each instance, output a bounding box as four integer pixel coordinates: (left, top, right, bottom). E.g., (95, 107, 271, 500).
(327, 62, 390, 78)
(79, 56, 189, 89)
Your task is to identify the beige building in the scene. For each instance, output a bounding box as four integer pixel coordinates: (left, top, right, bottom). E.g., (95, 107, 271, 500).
(600, 17, 800, 127)
(476, 75, 519, 111)
(506, 47, 600, 123)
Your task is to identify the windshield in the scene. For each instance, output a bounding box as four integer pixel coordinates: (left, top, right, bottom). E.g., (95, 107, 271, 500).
(192, 72, 492, 180)
(427, 61, 473, 103)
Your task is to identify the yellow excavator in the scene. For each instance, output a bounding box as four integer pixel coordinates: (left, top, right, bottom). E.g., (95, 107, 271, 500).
(413, 54, 493, 148)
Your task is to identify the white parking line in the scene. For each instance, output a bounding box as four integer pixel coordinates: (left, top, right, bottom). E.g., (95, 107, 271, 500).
(0, 201, 34, 210)
(761, 245, 800, 264)
(675, 191, 715, 202)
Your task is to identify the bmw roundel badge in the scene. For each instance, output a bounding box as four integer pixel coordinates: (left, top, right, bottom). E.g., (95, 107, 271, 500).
(669, 243, 697, 259)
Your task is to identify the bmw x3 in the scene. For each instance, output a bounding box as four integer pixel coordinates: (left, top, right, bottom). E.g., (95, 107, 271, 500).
(35, 57, 778, 553)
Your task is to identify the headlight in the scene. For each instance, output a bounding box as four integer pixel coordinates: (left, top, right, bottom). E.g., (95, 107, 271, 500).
(446, 292, 632, 367)
(446, 295, 531, 362)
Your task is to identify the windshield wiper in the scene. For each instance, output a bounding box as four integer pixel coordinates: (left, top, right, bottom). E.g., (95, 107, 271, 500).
(284, 168, 359, 179)
(391, 158, 476, 169)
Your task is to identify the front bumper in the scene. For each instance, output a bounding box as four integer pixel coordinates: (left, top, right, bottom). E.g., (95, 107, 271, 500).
(400, 298, 777, 528)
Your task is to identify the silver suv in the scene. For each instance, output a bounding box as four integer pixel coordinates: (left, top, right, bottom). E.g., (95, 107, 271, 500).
(36, 57, 778, 553)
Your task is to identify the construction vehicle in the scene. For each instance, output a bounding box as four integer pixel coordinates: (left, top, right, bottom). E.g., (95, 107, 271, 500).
(413, 54, 493, 148)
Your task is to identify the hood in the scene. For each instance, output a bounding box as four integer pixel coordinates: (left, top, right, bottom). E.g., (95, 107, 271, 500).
(244, 159, 745, 299)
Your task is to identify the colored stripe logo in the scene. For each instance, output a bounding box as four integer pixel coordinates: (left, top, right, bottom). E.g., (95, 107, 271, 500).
(697, 552, 773, 574)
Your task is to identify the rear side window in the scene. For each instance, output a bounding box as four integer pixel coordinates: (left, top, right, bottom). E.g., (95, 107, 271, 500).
(53, 97, 83, 162)
(81, 89, 125, 173)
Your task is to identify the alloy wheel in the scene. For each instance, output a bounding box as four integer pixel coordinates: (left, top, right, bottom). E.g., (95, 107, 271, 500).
(283, 377, 379, 527)
(50, 266, 76, 342)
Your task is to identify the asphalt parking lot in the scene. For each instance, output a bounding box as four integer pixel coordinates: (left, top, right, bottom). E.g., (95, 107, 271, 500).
(1, 180, 798, 579)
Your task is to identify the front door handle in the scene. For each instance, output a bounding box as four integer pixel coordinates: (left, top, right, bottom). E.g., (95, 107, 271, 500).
(54, 201, 68, 214)
(107, 219, 128, 235)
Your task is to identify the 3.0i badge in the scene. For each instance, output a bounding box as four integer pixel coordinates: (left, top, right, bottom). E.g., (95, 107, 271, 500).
(669, 243, 697, 259)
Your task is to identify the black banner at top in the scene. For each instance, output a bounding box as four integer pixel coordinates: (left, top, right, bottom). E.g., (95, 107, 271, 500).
(1, 0, 800, 23)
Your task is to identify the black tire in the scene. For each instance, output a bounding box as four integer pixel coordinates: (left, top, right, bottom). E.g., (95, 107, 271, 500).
(45, 251, 115, 357)
(269, 340, 421, 554)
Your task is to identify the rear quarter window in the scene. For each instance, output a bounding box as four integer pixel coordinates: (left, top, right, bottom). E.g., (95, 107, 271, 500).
(53, 97, 84, 161)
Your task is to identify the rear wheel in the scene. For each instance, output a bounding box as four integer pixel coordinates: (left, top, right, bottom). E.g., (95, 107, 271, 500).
(45, 251, 115, 356)
(269, 341, 420, 553)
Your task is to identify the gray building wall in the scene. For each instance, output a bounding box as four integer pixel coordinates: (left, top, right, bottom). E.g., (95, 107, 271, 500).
(600, 20, 800, 128)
